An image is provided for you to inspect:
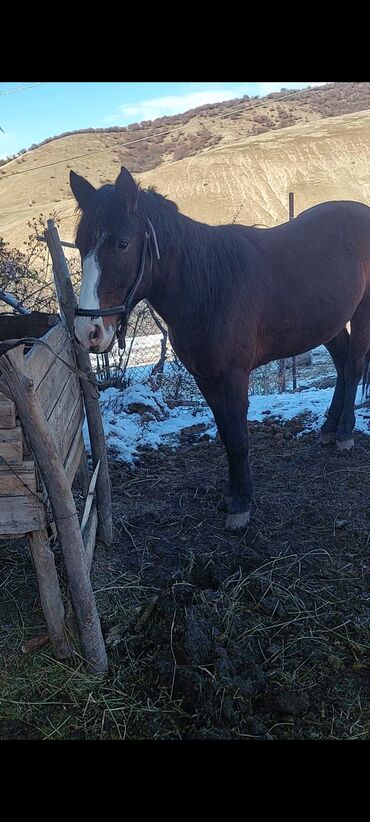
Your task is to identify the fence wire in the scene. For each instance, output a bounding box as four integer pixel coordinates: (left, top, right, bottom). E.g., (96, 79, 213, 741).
(90, 300, 295, 402)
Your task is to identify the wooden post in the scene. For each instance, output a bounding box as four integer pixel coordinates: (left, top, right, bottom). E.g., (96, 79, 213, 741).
(277, 360, 286, 393)
(27, 528, 72, 659)
(80, 460, 100, 536)
(44, 220, 113, 545)
(104, 353, 110, 381)
(289, 193, 297, 390)
(75, 434, 90, 497)
(0, 346, 108, 675)
(65, 500, 98, 640)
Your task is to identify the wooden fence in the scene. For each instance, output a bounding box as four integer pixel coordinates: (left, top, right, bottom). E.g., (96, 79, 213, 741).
(0, 221, 113, 675)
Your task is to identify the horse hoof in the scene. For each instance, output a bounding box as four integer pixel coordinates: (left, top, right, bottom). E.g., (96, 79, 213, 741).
(336, 438, 354, 452)
(320, 431, 336, 446)
(225, 511, 250, 531)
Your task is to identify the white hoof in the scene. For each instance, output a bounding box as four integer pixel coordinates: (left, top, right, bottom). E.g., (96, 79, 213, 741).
(336, 438, 354, 451)
(225, 511, 251, 531)
(320, 431, 336, 445)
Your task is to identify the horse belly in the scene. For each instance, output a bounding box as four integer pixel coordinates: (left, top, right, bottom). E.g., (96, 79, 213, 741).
(257, 264, 365, 365)
(168, 329, 199, 375)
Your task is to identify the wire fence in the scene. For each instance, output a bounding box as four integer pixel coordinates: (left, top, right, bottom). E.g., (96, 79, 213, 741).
(89, 299, 294, 403)
(1, 222, 303, 404)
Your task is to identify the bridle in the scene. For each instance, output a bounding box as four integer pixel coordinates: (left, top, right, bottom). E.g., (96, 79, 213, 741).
(74, 216, 160, 347)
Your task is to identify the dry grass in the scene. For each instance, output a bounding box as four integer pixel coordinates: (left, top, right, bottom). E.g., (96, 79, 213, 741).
(2, 83, 370, 249)
(1, 423, 370, 740)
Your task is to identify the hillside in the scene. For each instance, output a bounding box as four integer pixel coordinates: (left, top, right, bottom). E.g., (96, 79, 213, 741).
(1, 82, 370, 249)
(139, 108, 370, 227)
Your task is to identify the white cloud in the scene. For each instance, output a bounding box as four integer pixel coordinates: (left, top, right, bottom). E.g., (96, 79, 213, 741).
(103, 83, 329, 126)
(117, 89, 247, 121)
(104, 88, 246, 124)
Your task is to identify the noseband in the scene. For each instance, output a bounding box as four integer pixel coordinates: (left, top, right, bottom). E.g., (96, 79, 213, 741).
(74, 216, 160, 345)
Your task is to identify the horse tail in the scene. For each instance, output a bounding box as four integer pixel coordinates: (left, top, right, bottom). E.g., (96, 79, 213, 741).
(362, 349, 370, 399)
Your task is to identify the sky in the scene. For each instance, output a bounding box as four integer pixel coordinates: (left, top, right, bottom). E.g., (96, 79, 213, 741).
(0, 82, 328, 160)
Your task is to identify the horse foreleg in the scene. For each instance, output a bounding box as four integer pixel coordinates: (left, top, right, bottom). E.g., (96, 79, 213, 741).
(194, 374, 227, 443)
(193, 374, 232, 511)
(221, 369, 252, 531)
(320, 328, 349, 445)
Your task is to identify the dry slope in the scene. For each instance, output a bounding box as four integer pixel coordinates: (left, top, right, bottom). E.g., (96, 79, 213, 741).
(1, 104, 370, 249)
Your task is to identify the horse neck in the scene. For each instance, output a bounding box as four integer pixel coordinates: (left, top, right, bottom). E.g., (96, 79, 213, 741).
(144, 206, 199, 328)
(146, 252, 183, 328)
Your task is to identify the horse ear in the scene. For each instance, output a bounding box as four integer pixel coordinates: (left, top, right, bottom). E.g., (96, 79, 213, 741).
(69, 170, 96, 211)
(115, 167, 139, 213)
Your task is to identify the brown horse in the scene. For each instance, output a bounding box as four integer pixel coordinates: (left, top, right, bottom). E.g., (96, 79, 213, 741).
(70, 166, 370, 530)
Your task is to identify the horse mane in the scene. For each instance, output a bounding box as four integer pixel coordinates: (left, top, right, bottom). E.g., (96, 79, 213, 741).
(139, 187, 254, 329)
(75, 182, 256, 331)
(75, 185, 126, 246)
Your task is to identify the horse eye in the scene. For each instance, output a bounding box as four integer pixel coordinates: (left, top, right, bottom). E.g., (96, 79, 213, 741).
(117, 239, 129, 250)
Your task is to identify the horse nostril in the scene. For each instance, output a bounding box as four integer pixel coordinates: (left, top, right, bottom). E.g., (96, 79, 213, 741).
(89, 325, 101, 344)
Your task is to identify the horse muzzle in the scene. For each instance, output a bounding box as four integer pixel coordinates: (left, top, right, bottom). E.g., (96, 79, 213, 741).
(74, 314, 116, 354)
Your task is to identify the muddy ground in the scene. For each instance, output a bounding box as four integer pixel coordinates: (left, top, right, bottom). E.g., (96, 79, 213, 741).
(1, 414, 370, 739)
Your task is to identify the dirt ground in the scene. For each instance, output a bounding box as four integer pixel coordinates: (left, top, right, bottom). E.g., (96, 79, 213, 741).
(1, 414, 370, 739)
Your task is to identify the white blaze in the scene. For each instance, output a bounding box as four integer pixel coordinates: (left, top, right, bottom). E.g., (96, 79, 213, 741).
(80, 249, 100, 306)
(74, 247, 115, 351)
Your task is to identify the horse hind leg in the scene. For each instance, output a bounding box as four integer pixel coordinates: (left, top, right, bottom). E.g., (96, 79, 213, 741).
(362, 349, 370, 400)
(320, 328, 350, 445)
(336, 300, 370, 450)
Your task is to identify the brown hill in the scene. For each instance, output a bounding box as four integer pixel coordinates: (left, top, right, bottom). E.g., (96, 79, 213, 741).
(1, 82, 370, 249)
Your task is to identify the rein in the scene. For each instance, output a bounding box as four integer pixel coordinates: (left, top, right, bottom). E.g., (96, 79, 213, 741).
(74, 217, 160, 344)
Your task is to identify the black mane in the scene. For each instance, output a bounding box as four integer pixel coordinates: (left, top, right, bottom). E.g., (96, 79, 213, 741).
(139, 187, 254, 328)
(75, 184, 125, 248)
(76, 182, 255, 329)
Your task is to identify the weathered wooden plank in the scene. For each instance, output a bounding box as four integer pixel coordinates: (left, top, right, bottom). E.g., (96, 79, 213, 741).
(27, 528, 72, 659)
(48, 374, 83, 462)
(0, 460, 37, 495)
(63, 394, 84, 460)
(0, 397, 16, 428)
(36, 335, 76, 421)
(74, 440, 90, 496)
(0, 495, 46, 535)
(25, 322, 70, 390)
(45, 220, 112, 545)
(81, 461, 100, 535)
(0, 426, 23, 463)
(65, 500, 98, 637)
(35, 396, 84, 507)
(0, 344, 107, 673)
(64, 427, 84, 486)
(46, 371, 77, 437)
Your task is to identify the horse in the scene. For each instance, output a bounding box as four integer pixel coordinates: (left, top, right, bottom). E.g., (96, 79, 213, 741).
(70, 166, 370, 531)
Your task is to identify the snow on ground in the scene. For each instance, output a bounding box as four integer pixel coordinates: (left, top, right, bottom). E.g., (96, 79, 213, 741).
(83, 383, 216, 463)
(250, 385, 370, 433)
(83, 378, 370, 464)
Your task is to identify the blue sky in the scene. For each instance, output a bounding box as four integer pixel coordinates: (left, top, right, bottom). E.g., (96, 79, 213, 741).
(0, 82, 327, 160)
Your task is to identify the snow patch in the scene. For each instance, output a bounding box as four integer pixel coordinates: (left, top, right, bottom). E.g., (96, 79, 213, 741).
(83, 372, 370, 464)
